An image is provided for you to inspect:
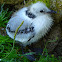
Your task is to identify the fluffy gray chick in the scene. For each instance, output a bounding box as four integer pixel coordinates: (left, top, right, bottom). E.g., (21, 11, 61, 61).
(6, 2, 53, 46)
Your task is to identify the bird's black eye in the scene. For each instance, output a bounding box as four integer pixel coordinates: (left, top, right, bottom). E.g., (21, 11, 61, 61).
(40, 10, 44, 13)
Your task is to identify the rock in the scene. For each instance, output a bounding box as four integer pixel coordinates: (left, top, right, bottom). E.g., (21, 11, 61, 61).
(53, 40, 62, 56)
(46, 0, 62, 55)
(46, 23, 62, 52)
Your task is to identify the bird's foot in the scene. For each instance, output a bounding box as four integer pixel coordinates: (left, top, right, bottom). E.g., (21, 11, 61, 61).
(21, 45, 43, 61)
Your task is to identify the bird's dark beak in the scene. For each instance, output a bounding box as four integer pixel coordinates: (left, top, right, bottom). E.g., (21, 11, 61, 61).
(47, 10, 57, 13)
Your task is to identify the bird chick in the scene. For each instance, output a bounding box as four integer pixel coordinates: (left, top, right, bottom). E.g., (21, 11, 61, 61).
(6, 2, 54, 46)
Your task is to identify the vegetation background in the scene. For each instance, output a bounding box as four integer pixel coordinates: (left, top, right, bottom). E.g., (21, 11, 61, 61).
(0, 0, 62, 62)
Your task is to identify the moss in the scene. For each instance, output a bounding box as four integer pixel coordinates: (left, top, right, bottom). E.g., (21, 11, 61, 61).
(50, 0, 62, 22)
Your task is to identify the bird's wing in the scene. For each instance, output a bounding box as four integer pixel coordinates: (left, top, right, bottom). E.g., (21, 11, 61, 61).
(6, 16, 35, 43)
(7, 16, 34, 32)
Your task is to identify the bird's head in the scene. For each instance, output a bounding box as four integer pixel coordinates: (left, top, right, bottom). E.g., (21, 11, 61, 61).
(27, 2, 56, 16)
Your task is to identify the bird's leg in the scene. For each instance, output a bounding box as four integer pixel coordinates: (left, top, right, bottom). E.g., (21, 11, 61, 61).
(28, 45, 43, 55)
(21, 44, 36, 61)
(21, 44, 25, 54)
